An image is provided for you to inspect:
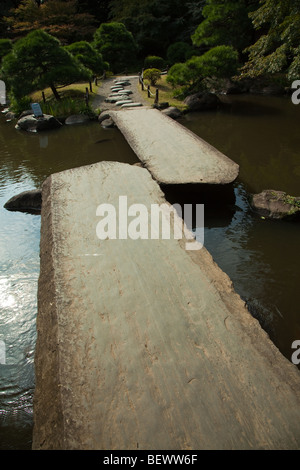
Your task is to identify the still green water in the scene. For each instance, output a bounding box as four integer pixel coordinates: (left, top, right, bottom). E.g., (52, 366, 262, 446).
(0, 93, 299, 449)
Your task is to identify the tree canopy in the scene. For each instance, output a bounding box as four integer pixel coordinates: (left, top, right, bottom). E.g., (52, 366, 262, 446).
(0, 38, 12, 63)
(192, 0, 258, 54)
(0, 0, 299, 97)
(109, 0, 205, 58)
(241, 0, 300, 81)
(65, 41, 108, 76)
(167, 45, 239, 90)
(1, 29, 91, 100)
(166, 42, 195, 66)
(4, 0, 96, 43)
(93, 22, 137, 73)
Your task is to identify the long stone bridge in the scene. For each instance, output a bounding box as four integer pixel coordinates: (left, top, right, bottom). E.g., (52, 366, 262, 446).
(32, 77, 300, 450)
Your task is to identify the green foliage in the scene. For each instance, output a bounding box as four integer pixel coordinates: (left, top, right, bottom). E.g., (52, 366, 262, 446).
(192, 0, 256, 53)
(109, 0, 205, 58)
(166, 42, 195, 66)
(93, 22, 137, 73)
(0, 39, 12, 62)
(144, 55, 165, 71)
(167, 46, 239, 89)
(197, 45, 239, 78)
(65, 41, 107, 76)
(0, 29, 91, 101)
(143, 68, 161, 86)
(41, 97, 96, 119)
(166, 63, 189, 88)
(9, 94, 32, 115)
(241, 0, 300, 81)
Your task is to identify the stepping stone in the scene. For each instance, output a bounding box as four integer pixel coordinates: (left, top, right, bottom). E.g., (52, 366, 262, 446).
(121, 102, 143, 108)
(106, 95, 129, 103)
(110, 108, 239, 185)
(116, 100, 133, 106)
(109, 93, 127, 97)
(115, 81, 131, 86)
(117, 90, 133, 95)
(105, 97, 122, 103)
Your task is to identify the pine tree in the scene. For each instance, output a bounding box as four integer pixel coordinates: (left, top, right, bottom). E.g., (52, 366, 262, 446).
(1, 29, 91, 100)
(241, 0, 300, 81)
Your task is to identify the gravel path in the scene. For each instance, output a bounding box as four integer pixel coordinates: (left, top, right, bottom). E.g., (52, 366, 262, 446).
(92, 75, 150, 112)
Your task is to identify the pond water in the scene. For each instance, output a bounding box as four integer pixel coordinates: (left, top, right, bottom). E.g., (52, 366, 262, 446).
(0, 93, 299, 449)
(178, 94, 300, 359)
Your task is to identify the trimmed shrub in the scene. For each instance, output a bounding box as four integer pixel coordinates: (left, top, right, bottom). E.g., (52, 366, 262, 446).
(144, 55, 166, 71)
(143, 68, 161, 86)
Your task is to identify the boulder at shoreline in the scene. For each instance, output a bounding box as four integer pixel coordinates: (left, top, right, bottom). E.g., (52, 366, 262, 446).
(183, 92, 221, 111)
(15, 114, 62, 132)
(4, 189, 42, 214)
(65, 114, 91, 125)
(250, 189, 300, 220)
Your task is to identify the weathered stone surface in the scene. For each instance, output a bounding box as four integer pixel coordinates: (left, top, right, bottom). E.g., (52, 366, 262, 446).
(109, 108, 239, 185)
(33, 161, 300, 450)
(65, 114, 91, 125)
(251, 189, 300, 220)
(4, 189, 41, 214)
(183, 92, 221, 111)
(15, 114, 62, 132)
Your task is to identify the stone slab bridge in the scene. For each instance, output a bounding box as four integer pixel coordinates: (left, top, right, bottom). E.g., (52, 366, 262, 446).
(108, 108, 239, 185)
(32, 105, 300, 450)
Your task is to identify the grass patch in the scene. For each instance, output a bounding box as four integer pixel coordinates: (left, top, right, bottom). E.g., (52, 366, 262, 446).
(30, 81, 100, 102)
(138, 74, 188, 111)
(29, 81, 101, 118)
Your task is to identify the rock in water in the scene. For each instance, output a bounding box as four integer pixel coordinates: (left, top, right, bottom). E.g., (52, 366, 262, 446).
(183, 92, 221, 111)
(15, 114, 62, 132)
(65, 115, 91, 125)
(4, 189, 42, 214)
(101, 118, 115, 128)
(250, 189, 300, 220)
(161, 107, 182, 119)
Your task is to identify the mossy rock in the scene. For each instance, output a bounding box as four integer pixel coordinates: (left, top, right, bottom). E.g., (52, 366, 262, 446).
(250, 189, 300, 221)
